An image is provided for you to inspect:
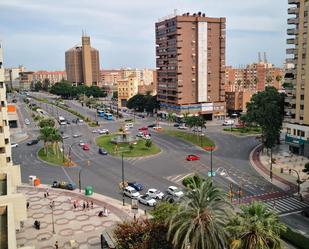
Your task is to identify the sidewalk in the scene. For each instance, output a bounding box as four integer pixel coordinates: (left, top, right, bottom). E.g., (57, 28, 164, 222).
(17, 184, 146, 249)
(250, 143, 309, 200)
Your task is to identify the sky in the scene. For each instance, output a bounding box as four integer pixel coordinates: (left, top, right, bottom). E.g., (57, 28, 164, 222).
(0, 0, 288, 71)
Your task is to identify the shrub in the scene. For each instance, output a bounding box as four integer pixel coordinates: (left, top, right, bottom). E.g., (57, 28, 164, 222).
(281, 227, 309, 249)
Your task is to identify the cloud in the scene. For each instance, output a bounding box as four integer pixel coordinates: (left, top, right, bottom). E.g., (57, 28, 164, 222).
(0, 0, 288, 70)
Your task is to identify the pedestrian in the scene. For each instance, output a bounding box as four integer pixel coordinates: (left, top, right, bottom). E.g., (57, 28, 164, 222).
(86, 201, 89, 210)
(300, 193, 303, 202)
(26, 202, 30, 209)
(73, 201, 76, 209)
(44, 193, 47, 198)
(90, 201, 93, 209)
(46, 189, 50, 196)
(76, 200, 80, 208)
(83, 201, 86, 210)
(54, 240, 59, 249)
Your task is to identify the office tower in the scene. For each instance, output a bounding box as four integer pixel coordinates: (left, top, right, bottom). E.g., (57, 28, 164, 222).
(65, 35, 100, 86)
(285, 0, 309, 157)
(156, 12, 226, 120)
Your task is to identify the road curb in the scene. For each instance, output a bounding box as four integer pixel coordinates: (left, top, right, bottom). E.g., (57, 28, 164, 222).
(249, 144, 297, 192)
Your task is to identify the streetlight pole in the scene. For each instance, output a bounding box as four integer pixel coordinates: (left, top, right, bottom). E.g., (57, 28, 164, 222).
(289, 169, 301, 195)
(50, 201, 55, 234)
(79, 168, 82, 192)
(210, 147, 213, 180)
(122, 152, 125, 206)
(62, 139, 65, 163)
(270, 147, 273, 181)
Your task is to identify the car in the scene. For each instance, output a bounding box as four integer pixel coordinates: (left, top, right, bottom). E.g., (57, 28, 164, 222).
(61, 134, 70, 139)
(128, 182, 144, 191)
(146, 188, 165, 199)
(142, 134, 151, 140)
(147, 124, 156, 128)
(73, 134, 82, 138)
(192, 127, 202, 132)
(173, 123, 180, 127)
(301, 207, 309, 218)
(98, 148, 108, 155)
(137, 114, 145, 118)
(79, 141, 85, 146)
(125, 123, 134, 129)
(66, 120, 71, 125)
(167, 186, 184, 197)
(186, 154, 200, 161)
(27, 139, 39, 146)
(52, 180, 76, 190)
(178, 125, 187, 130)
(99, 128, 109, 134)
(11, 143, 18, 148)
(92, 129, 99, 133)
(25, 119, 30, 125)
(138, 126, 148, 131)
(138, 194, 157, 206)
(78, 119, 84, 123)
(222, 120, 235, 126)
(162, 194, 181, 203)
(123, 186, 140, 198)
(153, 126, 162, 130)
(82, 144, 90, 150)
(136, 132, 144, 138)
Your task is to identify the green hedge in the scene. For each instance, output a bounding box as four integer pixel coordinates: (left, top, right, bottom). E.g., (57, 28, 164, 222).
(281, 227, 309, 249)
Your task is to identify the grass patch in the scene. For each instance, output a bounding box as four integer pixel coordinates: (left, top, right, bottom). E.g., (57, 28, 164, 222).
(162, 129, 215, 148)
(96, 134, 161, 157)
(38, 146, 67, 166)
(223, 126, 261, 135)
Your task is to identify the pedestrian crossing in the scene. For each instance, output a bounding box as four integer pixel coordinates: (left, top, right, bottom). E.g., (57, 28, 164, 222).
(262, 195, 309, 215)
(165, 173, 194, 184)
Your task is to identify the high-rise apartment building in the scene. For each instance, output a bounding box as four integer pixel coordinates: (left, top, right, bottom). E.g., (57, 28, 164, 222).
(0, 42, 28, 249)
(285, 0, 309, 157)
(65, 35, 100, 86)
(156, 12, 226, 120)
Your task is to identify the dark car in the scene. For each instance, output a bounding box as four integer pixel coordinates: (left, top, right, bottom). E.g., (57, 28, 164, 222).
(66, 120, 71, 124)
(52, 180, 76, 191)
(128, 182, 144, 191)
(173, 123, 180, 127)
(137, 114, 145, 118)
(147, 124, 156, 128)
(27, 139, 39, 146)
(301, 207, 309, 218)
(98, 148, 108, 155)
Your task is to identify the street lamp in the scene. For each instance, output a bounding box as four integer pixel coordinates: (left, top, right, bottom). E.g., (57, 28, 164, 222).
(49, 201, 55, 234)
(288, 168, 301, 196)
(270, 147, 273, 181)
(205, 146, 215, 180)
(79, 160, 90, 193)
(117, 149, 130, 206)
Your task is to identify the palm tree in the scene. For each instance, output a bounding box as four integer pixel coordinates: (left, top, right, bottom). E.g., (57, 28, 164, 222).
(227, 201, 286, 249)
(50, 129, 62, 157)
(167, 178, 233, 249)
(39, 126, 54, 155)
(167, 112, 174, 126)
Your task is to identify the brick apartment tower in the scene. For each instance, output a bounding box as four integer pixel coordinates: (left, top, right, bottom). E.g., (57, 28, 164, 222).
(65, 35, 100, 86)
(156, 12, 226, 120)
(285, 0, 309, 157)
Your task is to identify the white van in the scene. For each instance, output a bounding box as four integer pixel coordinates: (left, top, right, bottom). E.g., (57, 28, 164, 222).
(125, 123, 134, 129)
(222, 120, 235, 126)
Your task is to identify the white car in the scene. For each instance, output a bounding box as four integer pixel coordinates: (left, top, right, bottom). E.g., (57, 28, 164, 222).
(73, 134, 82, 138)
(178, 125, 187, 130)
(99, 128, 109, 134)
(146, 188, 164, 200)
(125, 123, 134, 129)
(11, 143, 18, 148)
(136, 132, 144, 138)
(167, 186, 184, 197)
(153, 126, 162, 130)
(138, 194, 157, 206)
(142, 134, 151, 140)
(79, 141, 85, 146)
(192, 127, 202, 132)
(78, 119, 84, 123)
(61, 134, 70, 139)
(25, 119, 30, 125)
(92, 129, 99, 133)
(222, 120, 235, 126)
(123, 186, 140, 198)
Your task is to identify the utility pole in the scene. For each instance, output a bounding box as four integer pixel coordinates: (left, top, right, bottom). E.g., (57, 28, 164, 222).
(289, 169, 301, 195)
(270, 147, 273, 181)
(122, 152, 125, 206)
(50, 201, 55, 234)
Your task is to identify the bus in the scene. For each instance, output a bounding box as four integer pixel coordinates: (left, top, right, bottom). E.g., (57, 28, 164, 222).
(97, 110, 105, 117)
(104, 113, 113, 120)
(58, 116, 67, 125)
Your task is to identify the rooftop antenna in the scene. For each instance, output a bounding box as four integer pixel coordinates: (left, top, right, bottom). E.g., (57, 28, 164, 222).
(258, 52, 261, 63)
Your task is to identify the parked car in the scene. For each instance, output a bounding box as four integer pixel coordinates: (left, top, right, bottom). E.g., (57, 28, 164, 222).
(79, 141, 85, 146)
(123, 186, 140, 198)
(138, 126, 148, 131)
(147, 124, 156, 128)
(146, 188, 164, 199)
(136, 132, 144, 138)
(99, 128, 109, 134)
(192, 127, 202, 132)
(222, 120, 235, 126)
(153, 126, 162, 130)
(73, 134, 82, 138)
(27, 139, 39, 146)
(167, 186, 184, 197)
(178, 125, 187, 130)
(78, 119, 84, 123)
(186, 154, 200, 161)
(142, 134, 151, 140)
(98, 148, 108, 155)
(25, 119, 30, 125)
(52, 180, 76, 190)
(11, 143, 18, 148)
(82, 144, 90, 151)
(137, 114, 145, 119)
(301, 207, 309, 218)
(128, 182, 144, 191)
(173, 123, 180, 127)
(138, 194, 157, 206)
(162, 194, 181, 203)
(61, 134, 70, 139)
(125, 123, 134, 129)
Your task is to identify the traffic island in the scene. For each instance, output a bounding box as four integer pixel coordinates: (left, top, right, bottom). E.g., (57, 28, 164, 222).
(162, 129, 215, 149)
(96, 134, 161, 157)
(38, 147, 69, 166)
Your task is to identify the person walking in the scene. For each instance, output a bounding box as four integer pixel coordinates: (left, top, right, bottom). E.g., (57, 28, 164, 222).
(83, 201, 86, 210)
(26, 202, 30, 209)
(54, 241, 59, 249)
(90, 201, 93, 209)
(86, 201, 89, 210)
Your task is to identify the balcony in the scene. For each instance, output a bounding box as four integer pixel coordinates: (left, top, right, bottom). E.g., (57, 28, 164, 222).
(288, 17, 299, 25)
(287, 28, 298, 35)
(288, 0, 299, 4)
(287, 38, 297, 44)
(286, 48, 297, 54)
(288, 7, 299, 15)
(286, 58, 296, 64)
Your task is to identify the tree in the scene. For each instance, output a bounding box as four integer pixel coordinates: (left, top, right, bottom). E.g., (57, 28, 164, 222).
(39, 118, 55, 128)
(39, 126, 54, 155)
(34, 81, 42, 92)
(42, 78, 50, 91)
(167, 178, 233, 249)
(227, 201, 286, 249)
(275, 75, 282, 83)
(112, 91, 118, 100)
(50, 129, 62, 156)
(145, 95, 159, 114)
(266, 76, 273, 86)
(150, 202, 179, 223)
(127, 94, 147, 112)
(145, 139, 152, 149)
(182, 174, 206, 189)
(303, 162, 309, 174)
(167, 112, 174, 126)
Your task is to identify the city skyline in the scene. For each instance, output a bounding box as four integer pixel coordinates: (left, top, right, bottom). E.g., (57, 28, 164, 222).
(0, 0, 287, 70)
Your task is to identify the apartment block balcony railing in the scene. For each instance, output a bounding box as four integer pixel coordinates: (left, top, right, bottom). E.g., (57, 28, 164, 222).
(288, 7, 299, 15)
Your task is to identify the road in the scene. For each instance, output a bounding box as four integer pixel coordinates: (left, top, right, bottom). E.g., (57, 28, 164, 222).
(12, 93, 309, 236)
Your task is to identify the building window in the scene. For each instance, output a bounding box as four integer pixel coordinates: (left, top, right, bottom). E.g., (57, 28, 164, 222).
(6, 157, 11, 163)
(5, 138, 9, 144)
(300, 105, 304, 110)
(0, 147, 5, 153)
(301, 95, 304, 100)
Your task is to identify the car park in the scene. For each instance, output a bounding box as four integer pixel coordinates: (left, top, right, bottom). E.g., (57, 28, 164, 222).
(27, 139, 39, 146)
(98, 148, 108, 155)
(128, 182, 144, 191)
(186, 154, 200, 161)
(146, 188, 164, 199)
(123, 186, 140, 198)
(138, 194, 157, 206)
(52, 180, 76, 190)
(167, 186, 184, 197)
(11, 143, 18, 148)
(82, 144, 90, 151)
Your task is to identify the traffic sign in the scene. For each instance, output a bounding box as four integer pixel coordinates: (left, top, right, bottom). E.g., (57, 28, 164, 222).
(208, 171, 216, 177)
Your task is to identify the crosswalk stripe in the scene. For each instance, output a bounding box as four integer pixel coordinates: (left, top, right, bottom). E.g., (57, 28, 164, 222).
(261, 196, 309, 214)
(165, 173, 193, 184)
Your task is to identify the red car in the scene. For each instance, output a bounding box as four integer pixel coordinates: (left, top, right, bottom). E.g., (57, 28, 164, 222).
(186, 155, 200, 161)
(83, 144, 90, 151)
(138, 126, 148, 131)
